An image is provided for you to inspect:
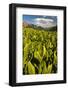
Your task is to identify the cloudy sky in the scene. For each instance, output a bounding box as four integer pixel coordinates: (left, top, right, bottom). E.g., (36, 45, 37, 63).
(23, 15, 57, 28)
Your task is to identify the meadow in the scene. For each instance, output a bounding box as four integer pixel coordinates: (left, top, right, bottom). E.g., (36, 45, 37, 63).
(23, 27, 57, 75)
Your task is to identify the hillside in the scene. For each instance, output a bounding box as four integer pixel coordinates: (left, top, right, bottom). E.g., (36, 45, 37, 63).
(23, 22, 57, 31)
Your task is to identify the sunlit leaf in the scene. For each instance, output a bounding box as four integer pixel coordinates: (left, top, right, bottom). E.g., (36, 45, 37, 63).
(42, 63, 48, 74)
(43, 45, 47, 57)
(48, 64, 52, 73)
(28, 61, 35, 74)
(34, 50, 42, 63)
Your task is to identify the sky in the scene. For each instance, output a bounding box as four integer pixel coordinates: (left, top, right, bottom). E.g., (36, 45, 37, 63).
(23, 15, 57, 28)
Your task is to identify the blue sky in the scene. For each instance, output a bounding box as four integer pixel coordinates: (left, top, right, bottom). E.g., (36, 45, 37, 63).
(23, 15, 57, 28)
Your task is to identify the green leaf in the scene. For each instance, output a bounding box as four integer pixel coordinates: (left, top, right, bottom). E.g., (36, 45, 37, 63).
(42, 62, 48, 74)
(48, 64, 52, 73)
(43, 45, 47, 57)
(34, 63, 38, 69)
(34, 51, 42, 63)
(49, 42, 53, 48)
(27, 61, 35, 74)
(37, 44, 43, 57)
(38, 65, 42, 74)
(24, 43, 30, 64)
(42, 63, 52, 74)
(54, 51, 57, 64)
(41, 61, 46, 68)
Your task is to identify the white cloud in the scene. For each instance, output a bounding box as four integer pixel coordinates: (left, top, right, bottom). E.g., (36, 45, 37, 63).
(35, 18, 54, 22)
(34, 18, 56, 28)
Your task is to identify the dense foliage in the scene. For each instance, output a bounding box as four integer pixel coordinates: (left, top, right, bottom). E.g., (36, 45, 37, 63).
(23, 27, 57, 75)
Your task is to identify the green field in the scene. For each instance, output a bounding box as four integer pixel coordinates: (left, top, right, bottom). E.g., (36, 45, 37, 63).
(23, 27, 57, 75)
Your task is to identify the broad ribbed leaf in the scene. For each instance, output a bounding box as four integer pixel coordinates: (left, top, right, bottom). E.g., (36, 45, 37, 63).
(24, 43, 30, 64)
(34, 51, 42, 63)
(48, 64, 52, 73)
(28, 61, 35, 74)
(43, 45, 47, 57)
(42, 62, 48, 74)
